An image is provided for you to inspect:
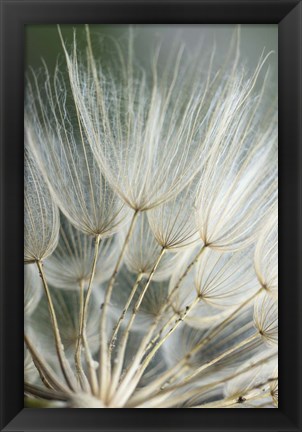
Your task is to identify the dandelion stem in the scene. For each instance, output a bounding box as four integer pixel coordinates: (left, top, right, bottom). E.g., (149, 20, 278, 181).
(132, 331, 259, 406)
(108, 272, 144, 356)
(24, 382, 68, 401)
(24, 333, 70, 394)
(108, 295, 167, 401)
(144, 244, 207, 348)
(145, 319, 171, 352)
(82, 333, 99, 395)
(126, 362, 183, 407)
(183, 332, 258, 384)
(196, 389, 272, 408)
(127, 287, 263, 405)
(81, 235, 101, 334)
(182, 287, 263, 360)
(99, 210, 139, 400)
(76, 234, 101, 395)
(74, 280, 90, 392)
(120, 244, 208, 382)
(111, 246, 208, 403)
(114, 294, 202, 405)
(119, 332, 259, 406)
(36, 260, 77, 391)
(138, 296, 201, 377)
(132, 351, 277, 408)
(158, 287, 263, 390)
(169, 245, 206, 301)
(109, 247, 166, 403)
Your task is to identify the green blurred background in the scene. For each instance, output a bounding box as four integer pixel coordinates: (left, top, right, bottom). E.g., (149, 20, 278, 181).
(25, 24, 277, 82)
(24, 24, 278, 136)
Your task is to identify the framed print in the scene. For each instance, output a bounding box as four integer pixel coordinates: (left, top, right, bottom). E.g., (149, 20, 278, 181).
(0, 1, 301, 431)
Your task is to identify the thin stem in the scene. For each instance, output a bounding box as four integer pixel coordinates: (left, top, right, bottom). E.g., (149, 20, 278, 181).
(169, 245, 206, 302)
(197, 398, 244, 408)
(80, 234, 101, 351)
(144, 244, 207, 352)
(131, 351, 277, 408)
(138, 296, 201, 379)
(117, 331, 258, 408)
(182, 332, 258, 384)
(24, 382, 68, 401)
(24, 397, 64, 409)
(145, 314, 175, 352)
(81, 234, 101, 330)
(108, 272, 144, 354)
(98, 210, 139, 400)
(27, 357, 54, 391)
(108, 247, 166, 404)
(36, 260, 76, 391)
(24, 259, 36, 265)
(24, 334, 70, 394)
(196, 389, 272, 408)
(126, 362, 184, 407)
(82, 333, 99, 395)
(108, 247, 207, 406)
(159, 287, 263, 391)
(182, 287, 263, 361)
(127, 288, 263, 405)
(74, 280, 90, 392)
(113, 294, 201, 406)
(75, 280, 85, 375)
(132, 330, 260, 407)
(77, 234, 101, 395)
(111, 245, 207, 398)
(108, 299, 167, 401)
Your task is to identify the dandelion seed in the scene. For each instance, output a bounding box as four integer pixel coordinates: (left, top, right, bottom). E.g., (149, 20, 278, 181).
(147, 183, 200, 250)
(253, 292, 278, 346)
(24, 145, 59, 263)
(194, 66, 277, 251)
(26, 69, 129, 238)
(44, 214, 121, 290)
(270, 366, 278, 407)
(121, 212, 183, 280)
(254, 208, 278, 297)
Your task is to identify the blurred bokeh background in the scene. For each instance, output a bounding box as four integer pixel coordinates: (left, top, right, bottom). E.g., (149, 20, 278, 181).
(25, 24, 277, 91)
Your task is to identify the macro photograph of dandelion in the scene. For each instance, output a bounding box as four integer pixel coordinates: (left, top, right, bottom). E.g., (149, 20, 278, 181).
(24, 24, 278, 409)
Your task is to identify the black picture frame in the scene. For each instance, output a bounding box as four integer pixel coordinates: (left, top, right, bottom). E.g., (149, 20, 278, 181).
(0, 0, 301, 431)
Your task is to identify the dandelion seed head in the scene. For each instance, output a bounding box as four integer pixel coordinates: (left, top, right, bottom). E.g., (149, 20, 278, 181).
(24, 25, 278, 409)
